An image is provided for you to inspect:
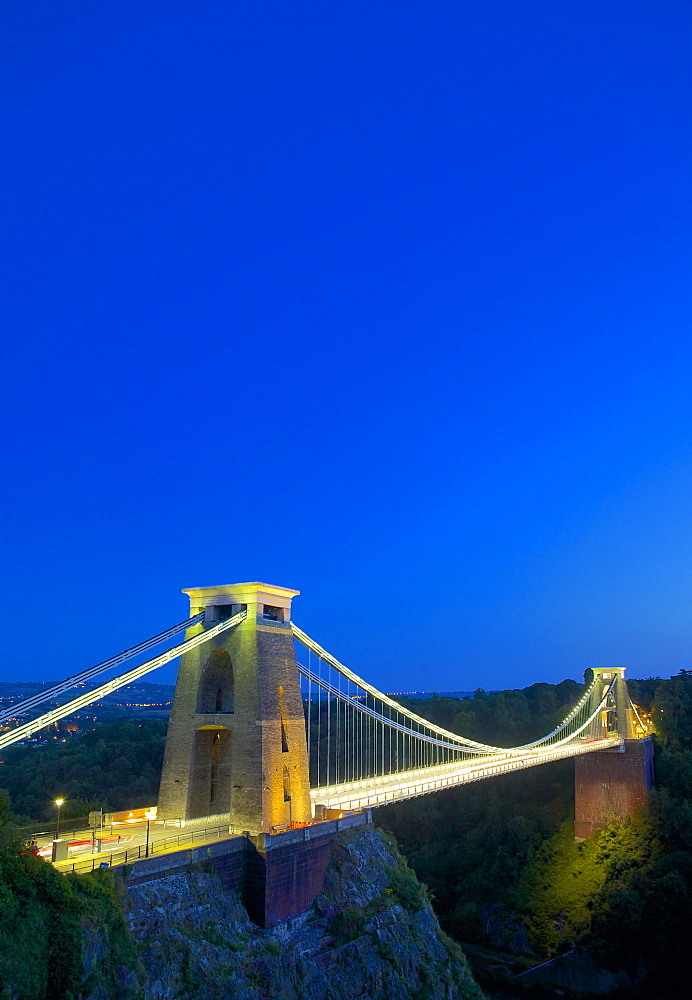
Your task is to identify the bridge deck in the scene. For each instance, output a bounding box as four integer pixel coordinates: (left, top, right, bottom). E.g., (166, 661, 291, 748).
(310, 737, 623, 812)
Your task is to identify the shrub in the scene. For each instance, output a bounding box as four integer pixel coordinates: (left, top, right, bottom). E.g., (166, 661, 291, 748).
(328, 905, 367, 945)
(387, 861, 428, 913)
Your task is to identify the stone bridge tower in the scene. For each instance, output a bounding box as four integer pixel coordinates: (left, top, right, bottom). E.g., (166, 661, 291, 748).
(574, 666, 654, 840)
(157, 583, 312, 834)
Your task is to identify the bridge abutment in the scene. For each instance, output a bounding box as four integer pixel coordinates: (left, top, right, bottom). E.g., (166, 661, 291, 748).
(574, 736, 654, 840)
(125, 812, 374, 929)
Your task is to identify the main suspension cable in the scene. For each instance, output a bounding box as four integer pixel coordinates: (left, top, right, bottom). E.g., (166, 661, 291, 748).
(0, 612, 206, 725)
(0, 611, 246, 751)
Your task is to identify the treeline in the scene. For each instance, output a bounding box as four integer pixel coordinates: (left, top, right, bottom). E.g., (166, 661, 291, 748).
(375, 672, 692, 996)
(0, 720, 166, 823)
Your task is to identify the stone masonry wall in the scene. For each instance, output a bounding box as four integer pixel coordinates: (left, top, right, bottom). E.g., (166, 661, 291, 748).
(158, 610, 311, 833)
(574, 737, 654, 840)
(246, 819, 374, 928)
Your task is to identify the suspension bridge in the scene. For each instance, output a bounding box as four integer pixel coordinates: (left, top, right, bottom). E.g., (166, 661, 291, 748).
(0, 582, 652, 839)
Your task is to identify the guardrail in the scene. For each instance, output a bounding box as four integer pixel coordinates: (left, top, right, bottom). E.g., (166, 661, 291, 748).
(56, 822, 237, 875)
(20, 817, 101, 842)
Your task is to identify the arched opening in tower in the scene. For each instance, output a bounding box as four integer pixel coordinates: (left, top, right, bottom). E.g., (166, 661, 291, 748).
(197, 647, 234, 714)
(189, 727, 232, 819)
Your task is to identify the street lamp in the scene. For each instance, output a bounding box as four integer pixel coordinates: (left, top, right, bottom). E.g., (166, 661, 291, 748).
(55, 798, 65, 840)
(144, 809, 155, 858)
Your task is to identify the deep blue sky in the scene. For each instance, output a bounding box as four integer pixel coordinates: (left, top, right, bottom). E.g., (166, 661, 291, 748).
(2, 1, 692, 692)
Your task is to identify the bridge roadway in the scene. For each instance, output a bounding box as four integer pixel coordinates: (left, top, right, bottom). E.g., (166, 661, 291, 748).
(311, 736, 623, 813)
(34, 820, 233, 875)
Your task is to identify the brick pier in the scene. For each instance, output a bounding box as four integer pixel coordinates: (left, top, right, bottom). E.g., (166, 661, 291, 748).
(574, 737, 654, 840)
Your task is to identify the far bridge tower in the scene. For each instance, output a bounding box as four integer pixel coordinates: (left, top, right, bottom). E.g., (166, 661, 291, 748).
(574, 666, 654, 839)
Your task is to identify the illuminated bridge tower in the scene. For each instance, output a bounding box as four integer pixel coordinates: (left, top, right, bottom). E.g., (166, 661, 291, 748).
(574, 666, 654, 840)
(157, 583, 312, 834)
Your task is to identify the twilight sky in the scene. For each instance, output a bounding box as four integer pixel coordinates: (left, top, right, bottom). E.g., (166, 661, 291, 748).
(2, 1, 692, 692)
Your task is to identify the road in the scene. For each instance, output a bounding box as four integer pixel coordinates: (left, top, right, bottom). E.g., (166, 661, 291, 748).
(30, 818, 233, 871)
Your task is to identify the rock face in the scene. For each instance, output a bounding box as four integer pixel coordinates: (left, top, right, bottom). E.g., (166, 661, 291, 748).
(124, 828, 484, 1000)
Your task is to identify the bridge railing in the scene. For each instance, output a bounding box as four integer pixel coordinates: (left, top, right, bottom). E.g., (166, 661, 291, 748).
(54, 821, 236, 875)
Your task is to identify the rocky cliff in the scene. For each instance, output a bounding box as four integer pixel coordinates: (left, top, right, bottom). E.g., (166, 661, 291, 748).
(119, 828, 484, 1000)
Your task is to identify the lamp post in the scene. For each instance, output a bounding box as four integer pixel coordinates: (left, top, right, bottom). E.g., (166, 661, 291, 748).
(55, 798, 64, 840)
(145, 809, 155, 858)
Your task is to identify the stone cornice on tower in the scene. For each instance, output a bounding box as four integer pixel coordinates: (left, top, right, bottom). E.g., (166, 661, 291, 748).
(182, 582, 300, 613)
